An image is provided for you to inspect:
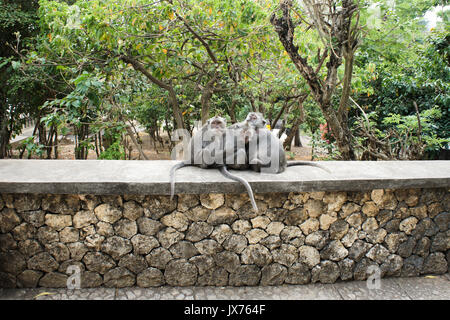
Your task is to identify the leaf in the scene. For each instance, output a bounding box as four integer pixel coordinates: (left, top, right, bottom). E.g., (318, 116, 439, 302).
(34, 292, 57, 299)
(11, 61, 21, 70)
(424, 275, 437, 279)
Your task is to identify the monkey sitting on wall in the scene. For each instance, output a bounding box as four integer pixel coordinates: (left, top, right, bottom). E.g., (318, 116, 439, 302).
(238, 112, 330, 174)
(169, 116, 259, 212)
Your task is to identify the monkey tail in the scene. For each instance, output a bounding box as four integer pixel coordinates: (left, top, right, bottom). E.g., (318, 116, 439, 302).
(219, 166, 258, 213)
(286, 161, 331, 173)
(170, 162, 190, 200)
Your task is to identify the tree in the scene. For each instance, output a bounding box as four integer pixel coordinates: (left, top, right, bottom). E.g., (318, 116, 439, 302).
(0, 0, 40, 158)
(271, 0, 360, 160)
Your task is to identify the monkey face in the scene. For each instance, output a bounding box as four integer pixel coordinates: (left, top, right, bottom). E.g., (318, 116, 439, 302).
(245, 112, 267, 129)
(208, 116, 226, 133)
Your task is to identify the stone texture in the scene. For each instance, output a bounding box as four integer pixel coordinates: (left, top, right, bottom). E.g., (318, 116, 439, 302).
(321, 240, 348, 261)
(184, 206, 210, 222)
(164, 259, 198, 286)
(161, 211, 189, 231)
(59, 227, 79, 243)
(118, 254, 148, 274)
(300, 218, 320, 235)
(190, 255, 215, 276)
(131, 234, 159, 255)
(94, 204, 122, 224)
(399, 217, 419, 235)
(157, 227, 184, 249)
(136, 268, 165, 288)
(422, 252, 448, 274)
(136, 217, 163, 236)
(83, 252, 116, 274)
(101, 236, 132, 261)
(200, 194, 225, 210)
(73, 210, 97, 228)
(27, 252, 59, 273)
(340, 202, 361, 219)
(298, 245, 320, 268)
(319, 261, 340, 283)
(280, 226, 304, 247)
(214, 251, 240, 273)
(272, 244, 298, 267)
(251, 216, 271, 229)
(261, 263, 287, 285)
(348, 240, 372, 262)
(319, 214, 337, 230)
(285, 262, 311, 284)
(194, 239, 221, 255)
(241, 244, 272, 267)
(431, 231, 450, 252)
(21, 210, 45, 228)
(13, 195, 41, 212)
(223, 234, 247, 254)
(246, 229, 268, 244)
(185, 222, 213, 242)
(197, 266, 228, 286)
(104, 267, 135, 287)
(0, 251, 26, 275)
(38, 272, 68, 287)
(169, 241, 199, 259)
(1, 187, 448, 288)
(207, 207, 237, 225)
(17, 270, 43, 288)
(362, 201, 380, 217)
(114, 219, 138, 239)
(0, 208, 21, 233)
(303, 199, 324, 218)
(145, 247, 172, 269)
(229, 265, 261, 286)
(330, 220, 349, 240)
(122, 201, 144, 221)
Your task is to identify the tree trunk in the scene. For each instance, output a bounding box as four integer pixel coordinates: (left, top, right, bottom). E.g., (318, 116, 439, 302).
(294, 127, 302, 147)
(201, 88, 213, 125)
(126, 125, 149, 160)
(121, 55, 185, 129)
(271, 0, 358, 160)
(228, 100, 237, 124)
(0, 115, 10, 159)
(283, 117, 302, 151)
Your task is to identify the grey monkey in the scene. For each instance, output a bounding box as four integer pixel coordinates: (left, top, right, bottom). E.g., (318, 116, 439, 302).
(169, 116, 258, 212)
(243, 112, 330, 174)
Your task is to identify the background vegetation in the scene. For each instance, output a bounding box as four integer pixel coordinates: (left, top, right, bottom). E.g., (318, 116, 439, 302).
(1, 0, 448, 160)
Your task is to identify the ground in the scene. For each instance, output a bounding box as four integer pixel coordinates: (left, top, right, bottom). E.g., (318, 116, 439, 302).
(0, 274, 449, 300)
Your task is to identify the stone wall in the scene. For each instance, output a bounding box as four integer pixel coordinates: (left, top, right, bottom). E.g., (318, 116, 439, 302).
(0, 188, 449, 288)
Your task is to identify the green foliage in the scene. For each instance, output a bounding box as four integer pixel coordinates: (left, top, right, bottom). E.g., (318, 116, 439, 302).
(98, 140, 125, 160)
(18, 136, 44, 158)
(2, 0, 448, 161)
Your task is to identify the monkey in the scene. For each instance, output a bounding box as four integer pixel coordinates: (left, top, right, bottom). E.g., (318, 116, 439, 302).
(242, 112, 331, 174)
(169, 116, 259, 212)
